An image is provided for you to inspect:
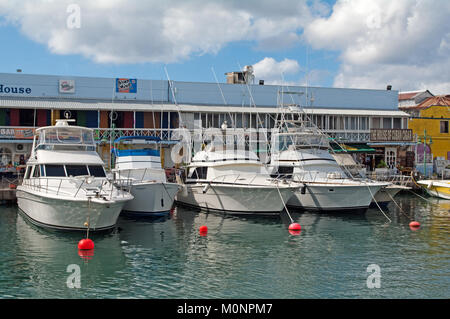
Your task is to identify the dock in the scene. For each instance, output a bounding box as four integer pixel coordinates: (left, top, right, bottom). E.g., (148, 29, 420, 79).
(0, 177, 20, 203)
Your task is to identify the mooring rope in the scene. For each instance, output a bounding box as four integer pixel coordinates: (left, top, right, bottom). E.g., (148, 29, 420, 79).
(366, 184, 391, 223)
(276, 180, 294, 224)
(386, 190, 413, 221)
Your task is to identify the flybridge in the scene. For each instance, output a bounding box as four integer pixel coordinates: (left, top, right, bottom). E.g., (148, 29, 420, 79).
(0, 84, 32, 94)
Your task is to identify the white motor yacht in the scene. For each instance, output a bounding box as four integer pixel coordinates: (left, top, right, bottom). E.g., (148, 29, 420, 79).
(16, 120, 133, 231)
(175, 145, 300, 214)
(112, 136, 180, 215)
(268, 127, 389, 212)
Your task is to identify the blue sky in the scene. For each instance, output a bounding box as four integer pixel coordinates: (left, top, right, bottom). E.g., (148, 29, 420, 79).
(0, 18, 339, 87)
(0, 0, 448, 93)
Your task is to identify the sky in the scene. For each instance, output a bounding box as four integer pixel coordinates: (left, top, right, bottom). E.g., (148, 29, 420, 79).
(0, 0, 449, 94)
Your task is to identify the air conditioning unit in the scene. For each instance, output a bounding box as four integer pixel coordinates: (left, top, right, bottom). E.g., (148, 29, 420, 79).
(16, 144, 24, 152)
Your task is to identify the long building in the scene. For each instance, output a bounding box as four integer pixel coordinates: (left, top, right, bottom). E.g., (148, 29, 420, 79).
(0, 72, 411, 171)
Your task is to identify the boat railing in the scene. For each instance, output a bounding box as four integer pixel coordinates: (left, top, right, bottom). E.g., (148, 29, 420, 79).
(208, 172, 297, 187)
(290, 170, 361, 185)
(208, 173, 269, 186)
(366, 172, 413, 187)
(113, 167, 165, 183)
(21, 176, 128, 199)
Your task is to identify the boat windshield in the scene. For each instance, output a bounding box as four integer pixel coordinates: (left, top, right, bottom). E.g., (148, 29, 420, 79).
(36, 127, 95, 151)
(274, 133, 330, 151)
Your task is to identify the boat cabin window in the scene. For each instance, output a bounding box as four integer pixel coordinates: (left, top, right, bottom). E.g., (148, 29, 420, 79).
(190, 167, 208, 179)
(277, 166, 294, 175)
(36, 127, 96, 151)
(24, 166, 31, 179)
(45, 165, 66, 177)
(66, 165, 89, 177)
(32, 165, 40, 178)
(87, 165, 106, 178)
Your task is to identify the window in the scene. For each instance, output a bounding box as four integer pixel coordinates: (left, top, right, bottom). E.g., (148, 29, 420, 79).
(191, 167, 208, 179)
(66, 165, 89, 177)
(88, 165, 106, 177)
(383, 118, 392, 129)
(24, 166, 31, 179)
(350, 117, 356, 130)
(360, 117, 368, 130)
(45, 165, 66, 177)
(440, 121, 449, 133)
(371, 118, 381, 129)
(33, 165, 40, 178)
(393, 118, 402, 129)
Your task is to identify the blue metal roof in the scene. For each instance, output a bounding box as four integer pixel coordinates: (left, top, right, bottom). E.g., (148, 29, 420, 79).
(0, 72, 399, 111)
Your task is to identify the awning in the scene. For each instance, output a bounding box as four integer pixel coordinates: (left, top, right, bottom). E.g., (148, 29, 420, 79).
(330, 142, 376, 153)
(332, 153, 358, 166)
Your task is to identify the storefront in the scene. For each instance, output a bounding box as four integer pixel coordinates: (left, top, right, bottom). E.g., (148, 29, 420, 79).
(367, 129, 415, 174)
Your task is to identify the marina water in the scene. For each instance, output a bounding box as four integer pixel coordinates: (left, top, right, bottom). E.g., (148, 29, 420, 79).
(0, 193, 448, 299)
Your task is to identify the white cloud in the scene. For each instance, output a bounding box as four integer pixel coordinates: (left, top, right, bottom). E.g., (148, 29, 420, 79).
(304, 0, 450, 94)
(252, 57, 300, 83)
(1, 0, 448, 94)
(0, 0, 316, 64)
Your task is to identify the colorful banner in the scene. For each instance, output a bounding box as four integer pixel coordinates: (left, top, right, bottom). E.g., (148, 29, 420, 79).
(116, 78, 137, 93)
(0, 128, 35, 139)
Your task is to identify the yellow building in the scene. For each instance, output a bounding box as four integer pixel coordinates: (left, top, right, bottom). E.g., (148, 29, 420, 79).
(407, 95, 450, 160)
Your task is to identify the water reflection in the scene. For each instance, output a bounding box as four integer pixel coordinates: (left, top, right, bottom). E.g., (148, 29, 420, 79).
(0, 193, 448, 299)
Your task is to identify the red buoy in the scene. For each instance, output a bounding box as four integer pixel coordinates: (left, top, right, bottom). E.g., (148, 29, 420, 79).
(409, 221, 421, 230)
(78, 238, 94, 250)
(78, 249, 94, 260)
(289, 223, 301, 231)
(199, 225, 208, 236)
(289, 230, 301, 236)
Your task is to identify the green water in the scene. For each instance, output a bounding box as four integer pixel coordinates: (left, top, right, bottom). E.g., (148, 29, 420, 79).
(0, 193, 448, 299)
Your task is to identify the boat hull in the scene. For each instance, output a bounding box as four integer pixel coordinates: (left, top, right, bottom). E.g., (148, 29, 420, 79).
(287, 183, 383, 212)
(175, 183, 296, 215)
(421, 184, 450, 200)
(16, 189, 126, 231)
(122, 182, 180, 214)
(370, 185, 406, 208)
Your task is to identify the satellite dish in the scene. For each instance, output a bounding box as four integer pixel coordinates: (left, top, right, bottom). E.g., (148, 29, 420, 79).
(64, 110, 72, 119)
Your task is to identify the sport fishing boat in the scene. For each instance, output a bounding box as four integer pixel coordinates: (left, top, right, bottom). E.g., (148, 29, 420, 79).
(416, 179, 450, 200)
(330, 152, 411, 208)
(16, 120, 133, 231)
(371, 184, 411, 208)
(112, 136, 180, 215)
(175, 144, 300, 215)
(268, 125, 389, 212)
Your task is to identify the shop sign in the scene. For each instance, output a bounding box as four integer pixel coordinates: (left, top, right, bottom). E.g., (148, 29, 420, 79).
(116, 78, 137, 93)
(370, 129, 413, 142)
(0, 84, 32, 95)
(0, 128, 35, 139)
(59, 80, 75, 94)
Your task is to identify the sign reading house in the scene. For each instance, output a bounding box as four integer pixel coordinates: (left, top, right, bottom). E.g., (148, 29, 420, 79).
(0, 84, 32, 95)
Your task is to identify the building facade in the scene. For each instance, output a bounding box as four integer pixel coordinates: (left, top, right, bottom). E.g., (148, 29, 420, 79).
(405, 95, 450, 176)
(0, 72, 409, 170)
